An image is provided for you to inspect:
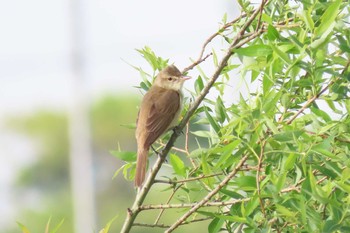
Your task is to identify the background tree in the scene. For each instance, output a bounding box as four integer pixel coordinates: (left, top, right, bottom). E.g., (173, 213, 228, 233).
(118, 0, 350, 232)
(8, 95, 139, 233)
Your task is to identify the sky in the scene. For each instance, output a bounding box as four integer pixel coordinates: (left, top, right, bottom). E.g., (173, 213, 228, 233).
(0, 0, 240, 230)
(0, 0, 239, 114)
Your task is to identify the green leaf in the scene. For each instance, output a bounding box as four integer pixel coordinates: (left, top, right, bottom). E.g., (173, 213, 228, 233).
(273, 130, 304, 142)
(212, 48, 218, 66)
(220, 189, 244, 199)
(275, 204, 296, 217)
(45, 217, 51, 233)
(318, 122, 337, 134)
(201, 155, 215, 187)
(244, 195, 259, 217)
(191, 130, 214, 138)
(233, 176, 256, 190)
(208, 218, 224, 233)
(110, 151, 137, 162)
(315, 0, 342, 37)
(337, 35, 350, 53)
(189, 148, 208, 158)
(323, 220, 340, 232)
(271, 44, 291, 65)
(215, 96, 226, 123)
(276, 172, 287, 192)
(49, 219, 65, 233)
(17, 222, 31, 233)
(283, 153, 297, 171)
(204, 107, 221, 136)
(302, 10, 314, 30)
(120, 123, 136, 129)
(194, 75, 204, 94)
(214, 140, 241, 169)
(310, 106, 332, 122)
(136, 46, 168, 71)
(311, 137, 335, 158)
(113, 164, 128, 179)
(234, 44, 272, 57)
(99, 215, 118, 233)
(262, 74, 274, 94)
(267, 24, 279, 40)
(169, 154, 186, 177)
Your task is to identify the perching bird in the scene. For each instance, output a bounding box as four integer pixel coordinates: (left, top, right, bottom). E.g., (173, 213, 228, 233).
(135, 65, 190, 187)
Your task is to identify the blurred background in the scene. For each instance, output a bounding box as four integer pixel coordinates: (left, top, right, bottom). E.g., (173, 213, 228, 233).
(0, 0, 239, 232)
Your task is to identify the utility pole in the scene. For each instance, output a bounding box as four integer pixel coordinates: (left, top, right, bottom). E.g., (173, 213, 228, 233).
(68, 1, 96, 232)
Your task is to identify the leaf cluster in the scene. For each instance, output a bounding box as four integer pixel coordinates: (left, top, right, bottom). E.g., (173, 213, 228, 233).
(118, 0, 350, 232)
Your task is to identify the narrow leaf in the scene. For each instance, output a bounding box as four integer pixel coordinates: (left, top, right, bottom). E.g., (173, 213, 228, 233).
(315, 0, 342, 37)
(110, 151, 137, 162)
(234, 44, 272, 57)
(169, 154, 186, 177)
(17, 222, 31, 233)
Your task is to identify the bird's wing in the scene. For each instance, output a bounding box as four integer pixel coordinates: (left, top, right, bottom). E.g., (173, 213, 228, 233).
(140, 87, 180, 147)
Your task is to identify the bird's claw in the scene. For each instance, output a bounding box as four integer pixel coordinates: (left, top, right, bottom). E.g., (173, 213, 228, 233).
(173, 126, 184, 135)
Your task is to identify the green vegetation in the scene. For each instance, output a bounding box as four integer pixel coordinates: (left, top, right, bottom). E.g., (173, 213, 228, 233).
(119, 0, 350, 232)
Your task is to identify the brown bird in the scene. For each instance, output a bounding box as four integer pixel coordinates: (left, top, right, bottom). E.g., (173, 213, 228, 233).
(135, 65, 190, 187)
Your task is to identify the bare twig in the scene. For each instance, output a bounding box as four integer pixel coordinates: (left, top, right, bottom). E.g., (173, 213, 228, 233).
(182, 13, 248, 73)
(182, 53, 213, 74)
(256, 0, 268, 31)
(154, 184, 183, 224)
(140, 198, 250, 211)
(134, 217, 212, 228)
(154, 172, 224, 185)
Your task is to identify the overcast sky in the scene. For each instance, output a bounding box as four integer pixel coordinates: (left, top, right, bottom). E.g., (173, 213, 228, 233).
(0, 0, 239, 115)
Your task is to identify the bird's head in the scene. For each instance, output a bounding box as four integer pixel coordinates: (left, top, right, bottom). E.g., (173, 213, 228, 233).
(154, 65, 190, 91)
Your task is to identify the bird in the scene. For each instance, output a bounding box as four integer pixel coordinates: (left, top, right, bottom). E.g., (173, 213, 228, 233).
(135, 65, 190, 187)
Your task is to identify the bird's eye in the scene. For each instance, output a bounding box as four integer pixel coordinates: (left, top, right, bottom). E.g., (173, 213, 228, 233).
(168, 77, 173, 81)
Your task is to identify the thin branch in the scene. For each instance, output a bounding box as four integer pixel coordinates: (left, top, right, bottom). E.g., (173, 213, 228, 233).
(154, 173, 224, 185)
(185, 121, 197, 168)
(182, 53, 213, 74)
(256, 0, 268, 31)
(154, 184, 183, 224)
(182, 13, 248, 73)
(140, 198, 250, 211)
(286, 59, 350, 125)
(165, 155, 249, 232)
(134, 217, 212, 229)
(280, 186, 300, 193)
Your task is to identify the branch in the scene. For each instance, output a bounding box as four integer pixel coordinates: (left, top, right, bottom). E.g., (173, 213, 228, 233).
(154, 173, 223, 185)
(165, 154, 249, 232)
(140, 198, 250, 211)
(134, 217, 212, 229)
(154, 184, 183, 225)
(121, 1, 268, 232)
(286, 59, 350, 125)
(182, 13, 248, 73)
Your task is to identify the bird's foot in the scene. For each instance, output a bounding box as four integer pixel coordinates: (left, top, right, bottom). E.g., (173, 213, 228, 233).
(172, 126, 184, 135)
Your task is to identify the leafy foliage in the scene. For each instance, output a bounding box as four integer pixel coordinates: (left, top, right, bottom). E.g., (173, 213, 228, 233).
(119, 0, 350, 232)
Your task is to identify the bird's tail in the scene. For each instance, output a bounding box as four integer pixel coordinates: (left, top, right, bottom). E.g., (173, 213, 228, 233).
(135, 147, 148, 187)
